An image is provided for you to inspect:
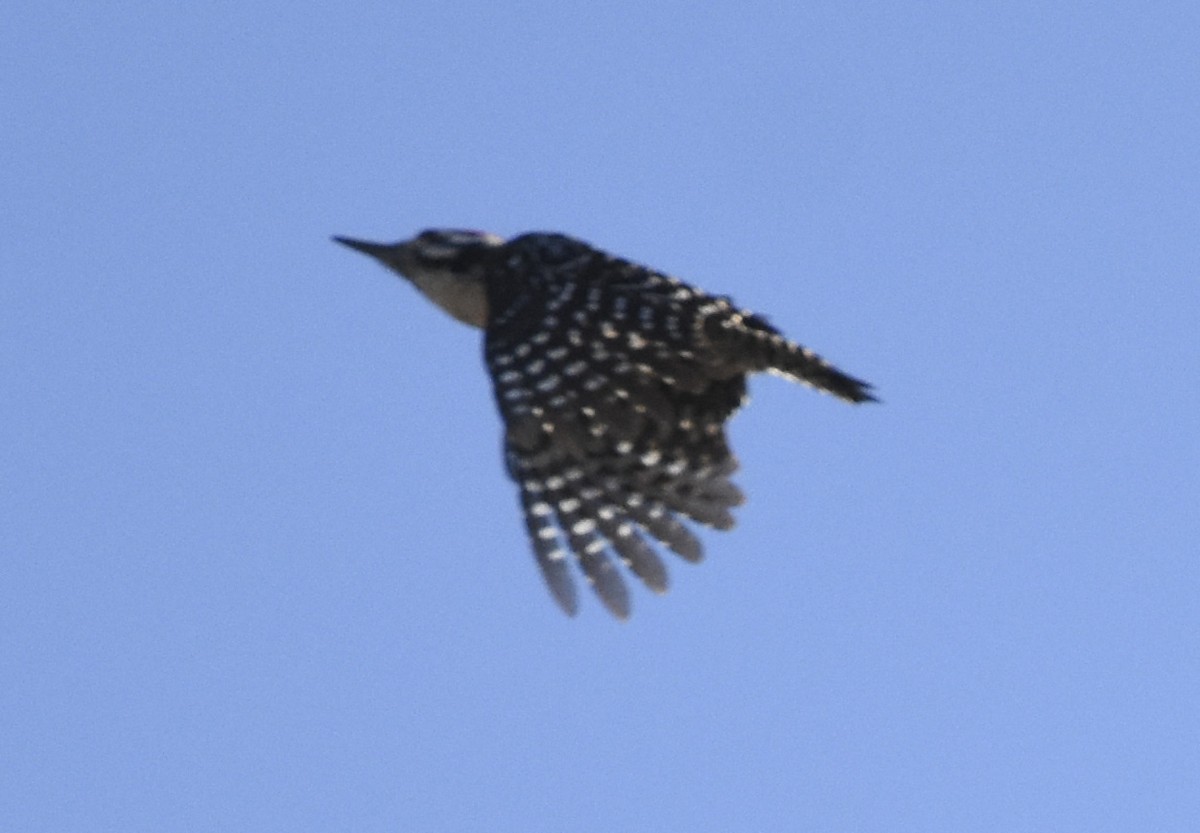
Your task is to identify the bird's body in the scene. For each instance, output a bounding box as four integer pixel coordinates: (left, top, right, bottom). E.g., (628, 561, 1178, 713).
(334, 229, 875, 618)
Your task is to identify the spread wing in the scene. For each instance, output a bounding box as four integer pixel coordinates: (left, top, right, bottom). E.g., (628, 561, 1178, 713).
(484, 239, 748, 618)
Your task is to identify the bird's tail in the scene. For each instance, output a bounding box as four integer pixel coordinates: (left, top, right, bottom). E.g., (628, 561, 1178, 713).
(767, 338, 877, 403)
(698, 304, 878, 403)
(712, 312, 877, 403)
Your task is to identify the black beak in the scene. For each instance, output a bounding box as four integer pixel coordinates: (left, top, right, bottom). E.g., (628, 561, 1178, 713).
(332, 236, 396, 261)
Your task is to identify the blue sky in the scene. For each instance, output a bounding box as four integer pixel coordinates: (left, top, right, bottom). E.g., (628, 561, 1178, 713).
(3, 2, 1197, 830)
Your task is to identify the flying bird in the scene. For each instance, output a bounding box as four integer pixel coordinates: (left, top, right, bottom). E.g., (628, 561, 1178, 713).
(334, 229, 875, 618)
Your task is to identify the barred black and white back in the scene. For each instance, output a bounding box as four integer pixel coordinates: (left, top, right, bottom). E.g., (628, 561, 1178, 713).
(483, 233, 873, 618)
(333, 229, 876, 618)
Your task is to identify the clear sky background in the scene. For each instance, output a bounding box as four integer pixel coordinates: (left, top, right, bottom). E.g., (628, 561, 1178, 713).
(4, 3, 1197, 831)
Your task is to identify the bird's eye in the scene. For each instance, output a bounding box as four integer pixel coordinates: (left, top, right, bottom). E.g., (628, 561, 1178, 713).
(415, 229, 503, 263)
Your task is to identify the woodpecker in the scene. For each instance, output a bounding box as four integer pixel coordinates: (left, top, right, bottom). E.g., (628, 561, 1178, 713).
(334, 229, 876, 619)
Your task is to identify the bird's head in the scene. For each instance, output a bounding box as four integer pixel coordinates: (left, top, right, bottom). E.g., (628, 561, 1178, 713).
(333, 229, 505, 328)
